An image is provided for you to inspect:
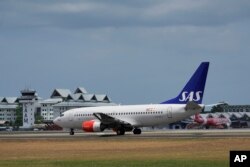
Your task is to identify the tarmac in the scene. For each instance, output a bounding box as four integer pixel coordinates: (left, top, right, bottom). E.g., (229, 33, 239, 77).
(0, 129, 250, 140)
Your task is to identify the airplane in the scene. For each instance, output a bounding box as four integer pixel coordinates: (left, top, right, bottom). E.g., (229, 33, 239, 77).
(53, 62, 209, 135)
(186, 113, 231, 129)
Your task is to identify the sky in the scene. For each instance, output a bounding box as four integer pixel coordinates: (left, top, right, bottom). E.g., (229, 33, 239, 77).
(0, 0, 250, 105)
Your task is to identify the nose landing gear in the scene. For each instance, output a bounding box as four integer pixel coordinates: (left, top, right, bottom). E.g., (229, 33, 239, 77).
(70, 128, 75, 135)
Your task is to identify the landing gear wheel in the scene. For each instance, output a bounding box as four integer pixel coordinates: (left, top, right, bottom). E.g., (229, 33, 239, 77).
(70, 129, 75, 135)
(133, 128, 141, 135)
(116, 128, 125, 135)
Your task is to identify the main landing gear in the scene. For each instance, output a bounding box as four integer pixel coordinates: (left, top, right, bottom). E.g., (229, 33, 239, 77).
(116, 128, 142, 135)
(116, 128, 125, 135)
(133, 128, 141, 135)
(70, 128, 75, 135)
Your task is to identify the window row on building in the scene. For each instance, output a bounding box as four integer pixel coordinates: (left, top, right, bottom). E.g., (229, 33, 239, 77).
(0, 97, 18, 122)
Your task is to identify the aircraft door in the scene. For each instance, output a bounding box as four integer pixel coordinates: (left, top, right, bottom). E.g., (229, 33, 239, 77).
(167, 107, 172, 118)
(68, 112, 73, 121)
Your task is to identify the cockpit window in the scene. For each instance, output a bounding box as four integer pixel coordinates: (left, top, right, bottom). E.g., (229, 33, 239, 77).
(60, 113, 64, 117)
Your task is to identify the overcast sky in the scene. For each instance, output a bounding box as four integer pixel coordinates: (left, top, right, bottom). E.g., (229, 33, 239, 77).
(0, 0, 250, 105)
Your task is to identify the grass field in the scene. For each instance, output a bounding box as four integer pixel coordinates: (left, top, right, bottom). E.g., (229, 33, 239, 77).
(0, 137, 249, 167)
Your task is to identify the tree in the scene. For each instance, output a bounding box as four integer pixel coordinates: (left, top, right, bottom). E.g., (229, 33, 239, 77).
(35, 113, 44, 124)
(9, 120, 13, 127)
(14, 105, 23, 129)
(211, 105, 224, 113)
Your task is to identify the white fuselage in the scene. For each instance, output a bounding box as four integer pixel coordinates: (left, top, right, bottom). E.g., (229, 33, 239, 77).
(54, 104, 203, 130)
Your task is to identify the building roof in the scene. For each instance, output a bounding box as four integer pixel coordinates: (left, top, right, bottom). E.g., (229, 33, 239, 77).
(74, 87, 87, 94)
(243, 112, 250, 117)
(66, 94, 82, 101)
(95, 94, 110, 102)
(222, 112, 232, 117)
(81, 94, 95, 101)
(64, 93, 112, 103)
(49, 87, 112, 103)
(78, 94, 85, 101)
(50, 89, 71, 98)
(6, 97, 18, 103)
(1, 98, 6, 103)
(210, 113, 218, 118)
(199, 111, 250, 120)
(199, 114, 208, 119)
(231, 112, 244, 118)
(1, 97, 18, 104)
(217, 113, 231, 119)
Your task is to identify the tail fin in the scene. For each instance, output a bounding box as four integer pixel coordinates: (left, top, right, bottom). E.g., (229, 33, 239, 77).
(161, 62, 209, 104)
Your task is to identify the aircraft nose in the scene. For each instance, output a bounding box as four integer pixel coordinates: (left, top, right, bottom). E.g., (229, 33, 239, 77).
(53, 117, 61, 127)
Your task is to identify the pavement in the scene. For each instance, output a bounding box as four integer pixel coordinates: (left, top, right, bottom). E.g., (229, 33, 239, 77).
(0, 129, 250, 140)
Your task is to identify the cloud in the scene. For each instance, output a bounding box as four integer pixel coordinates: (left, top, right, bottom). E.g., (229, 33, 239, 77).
(1, 0, 250, 29)
(0, 0, 250, 104)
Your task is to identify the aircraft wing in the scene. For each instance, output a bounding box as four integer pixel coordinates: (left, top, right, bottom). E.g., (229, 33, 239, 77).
(93, 113, 133, 129)
(181, 119, 194, 124)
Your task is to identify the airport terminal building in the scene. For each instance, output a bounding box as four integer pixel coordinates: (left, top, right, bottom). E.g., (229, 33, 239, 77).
(221, 104, 250, 112)
(0, 97, 18, 122)
(0, 87, 115, 128)
(41, 87, 115, 120)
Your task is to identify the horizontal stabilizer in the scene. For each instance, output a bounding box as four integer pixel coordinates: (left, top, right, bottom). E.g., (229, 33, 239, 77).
(185, 101, 203, 111)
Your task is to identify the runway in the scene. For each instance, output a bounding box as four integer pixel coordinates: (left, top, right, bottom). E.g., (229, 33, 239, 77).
(0, 129, 250, 140)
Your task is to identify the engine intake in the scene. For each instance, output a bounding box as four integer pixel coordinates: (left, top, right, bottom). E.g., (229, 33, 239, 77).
(82, 120, 104, 132)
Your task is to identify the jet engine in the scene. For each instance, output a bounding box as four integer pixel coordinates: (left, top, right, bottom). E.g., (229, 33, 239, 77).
(82, 120, 104, 132)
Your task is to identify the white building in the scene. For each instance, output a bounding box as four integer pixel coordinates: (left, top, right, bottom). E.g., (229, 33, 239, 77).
(18, 89, 41, 129)
(53, 94, 115, 119)
(40, 98, 62, 120)
(0, 97, 18, 122)
(39, 87, 115, 121)
(50, 87, 115, 119)
(0, 87, 115, 126)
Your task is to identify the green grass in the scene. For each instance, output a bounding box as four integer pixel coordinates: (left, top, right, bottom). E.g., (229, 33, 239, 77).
(0, 159, 228, 167)
(1, 137, 246, 167)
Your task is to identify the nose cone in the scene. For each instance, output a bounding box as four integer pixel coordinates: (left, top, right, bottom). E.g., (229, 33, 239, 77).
(53, 117, 62, 127)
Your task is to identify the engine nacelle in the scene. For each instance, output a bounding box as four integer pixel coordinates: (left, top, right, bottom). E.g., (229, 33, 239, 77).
(82, 120, 104, 132)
